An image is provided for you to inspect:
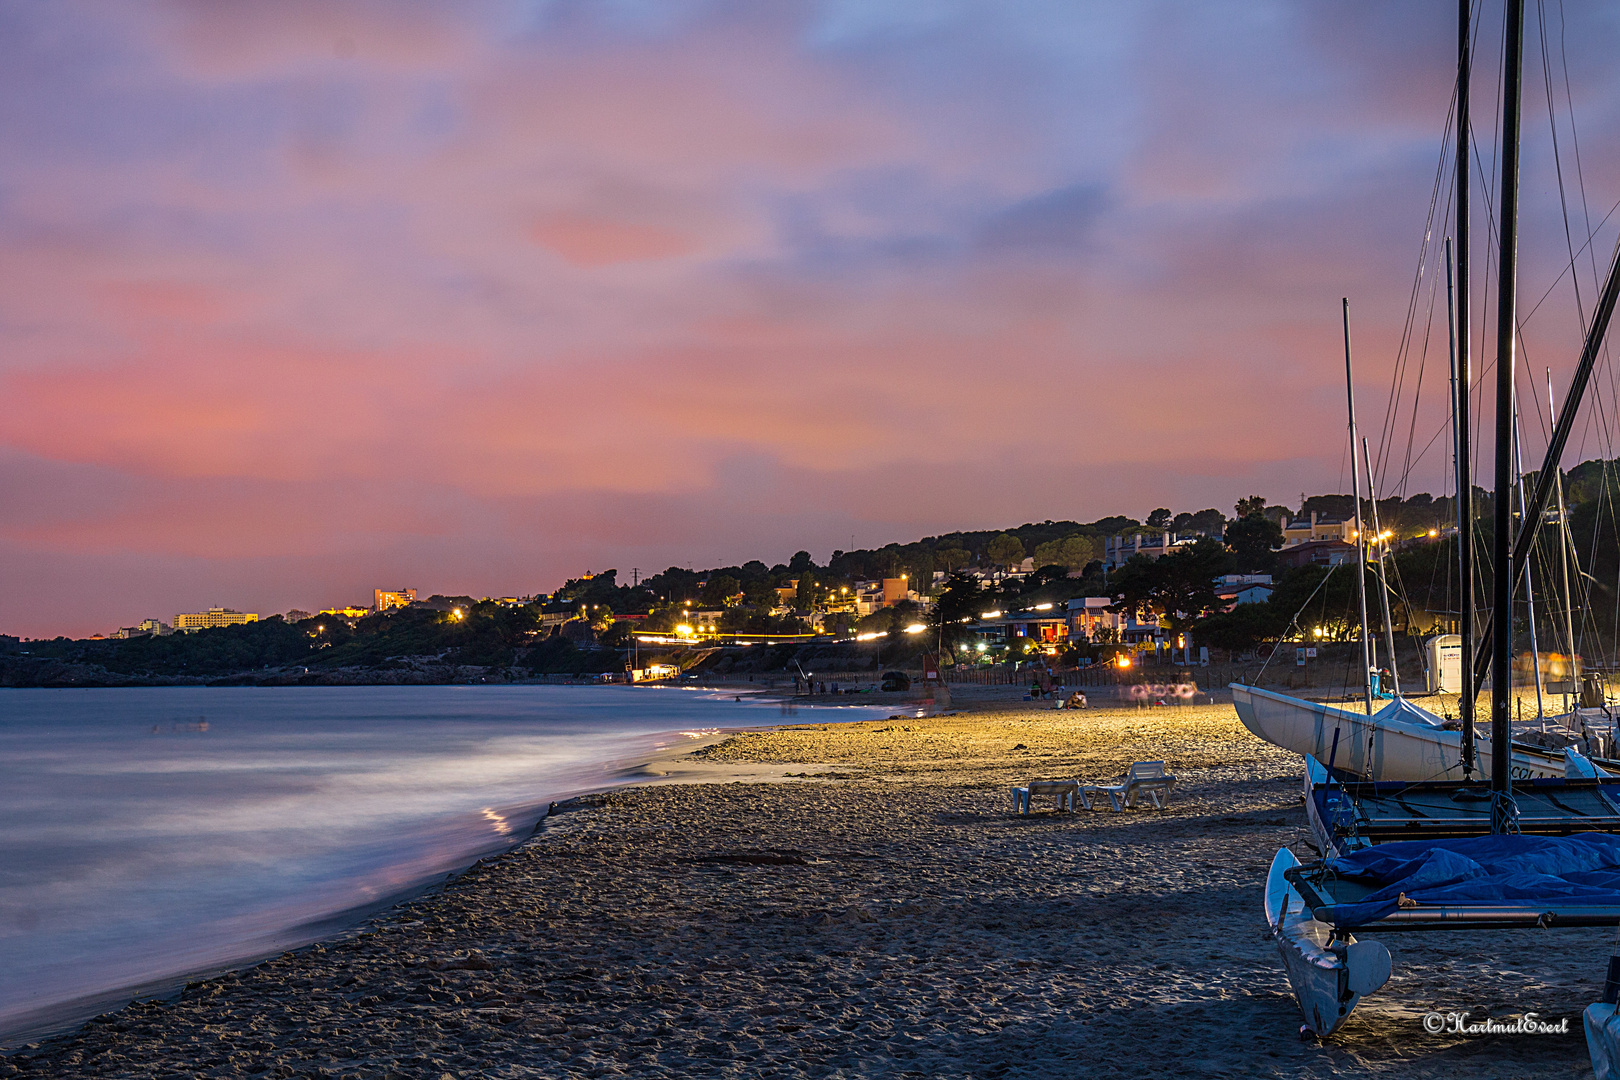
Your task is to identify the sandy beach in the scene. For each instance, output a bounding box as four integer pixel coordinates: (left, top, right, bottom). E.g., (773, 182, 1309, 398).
(2, 693, 1606, 1079)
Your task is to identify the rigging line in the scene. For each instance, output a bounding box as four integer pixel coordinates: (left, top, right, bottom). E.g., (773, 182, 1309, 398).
(1378, 134, 1452, 486)
(1555, 0, 1602, 306)
(1466, 121, 1620, 342)
(1553, 0, 1620, 486)
(1517, 193, 1620, 326)
(1376, 51, 1470, 490)
(1464, 128, 1620, 487)
(1399, 240, 1451, 497)
(1536, 0, 1589, 337)
(1395, 212, 1452, 496)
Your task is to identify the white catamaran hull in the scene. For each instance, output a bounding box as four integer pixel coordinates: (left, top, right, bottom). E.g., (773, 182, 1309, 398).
(1232, 683, 1566, 782)
(1588, 1003, 1620, 1080)
(1266, 848, 1390, 1036)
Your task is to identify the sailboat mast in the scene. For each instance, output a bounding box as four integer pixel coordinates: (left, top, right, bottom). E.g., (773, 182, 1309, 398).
(1490, 0, 1526, 827)
(1549, 369, 1578, 710)
(1362, 437, 1401, 696)
(1512, 388, 1545, 721)
(1344, 298, 1374, 715)
(1454, 0, 1475, 777)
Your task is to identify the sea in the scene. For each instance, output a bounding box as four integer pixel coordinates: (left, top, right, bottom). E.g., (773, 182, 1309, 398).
(0, 684, 887, 1041)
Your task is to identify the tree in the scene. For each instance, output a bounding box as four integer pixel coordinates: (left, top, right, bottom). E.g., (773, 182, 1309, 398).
(1235, 495, 1267, 519)
(985, 533, 1025, 569)
(788, 550, 816, 573)
(1146, 508, 1172, 529)
(792, 571, 823, 612)
(700, 574, 742, 607)
(1181, 508, 1228, 535)
(1110, 539, 1232, 635)
(742, 577, 779, 609)
(1225, 513, 1285, 573)
(1025, 564, 1070, 589)
(1194, 602, 1288, 654)
(929, 572, 983, 653)
(935, 546, 972, 572)
(1148, 538, 1233, 632)
(1108, 555, 1161, 622)
(1033, 534, 1096, 570)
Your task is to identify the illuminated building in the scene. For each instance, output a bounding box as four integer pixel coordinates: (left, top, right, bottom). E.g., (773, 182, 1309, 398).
(374, 588, 417, 612)
(173, 608, 259, 632)
(111, 619, 173, 639)
(852, 578, 919, 617)
(320, 606, 371, 620)
(1281, 511, 1356, 547)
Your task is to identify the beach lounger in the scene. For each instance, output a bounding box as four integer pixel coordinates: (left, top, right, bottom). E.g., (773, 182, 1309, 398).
(1080, 761, 1175, 811)
(1009, 779, 1082, 815)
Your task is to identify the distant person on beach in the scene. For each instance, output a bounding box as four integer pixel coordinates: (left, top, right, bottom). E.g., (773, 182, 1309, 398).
(1065, 691, 1087, 710)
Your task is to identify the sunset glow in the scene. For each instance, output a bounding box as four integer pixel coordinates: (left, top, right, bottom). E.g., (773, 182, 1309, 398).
(2, 2, 1617, 636)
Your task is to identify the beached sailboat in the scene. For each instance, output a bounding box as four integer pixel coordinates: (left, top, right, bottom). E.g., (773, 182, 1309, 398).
(1261, 4, 1620, 1066)
(1227, 35, 1612, 785)
(1231, 683, 1572, 781)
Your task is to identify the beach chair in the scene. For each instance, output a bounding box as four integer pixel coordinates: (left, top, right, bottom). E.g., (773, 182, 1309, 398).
(1081, 761, 1176, 811)
(1009, 779, 1081, 815)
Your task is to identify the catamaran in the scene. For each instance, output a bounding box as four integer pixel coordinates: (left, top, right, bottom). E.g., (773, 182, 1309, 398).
(1238, 5, 1620, 1075)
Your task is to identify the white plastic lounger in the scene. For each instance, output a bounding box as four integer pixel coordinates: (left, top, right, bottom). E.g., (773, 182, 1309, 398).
(1010, 779, 1081, 815)
(1081, 761, 1176, 811)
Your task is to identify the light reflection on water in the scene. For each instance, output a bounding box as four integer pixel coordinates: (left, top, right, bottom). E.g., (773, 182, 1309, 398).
(0, 684, 873, 1040)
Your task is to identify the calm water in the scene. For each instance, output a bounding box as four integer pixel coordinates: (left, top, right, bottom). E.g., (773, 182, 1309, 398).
(0, 685, 875, 1039)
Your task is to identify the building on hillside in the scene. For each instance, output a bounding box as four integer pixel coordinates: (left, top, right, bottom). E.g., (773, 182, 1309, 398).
(1102, 529, 1222, 571)
(1275, 540, 1356, 570)
(374, 588, 417, 612)
(320, 607, 371, 620)
(173, 608, 258, 632)
(539, 611, 576, 631)
(112, 618, 174, 639)
(959, 565, 1030, 588)
(852, 577, 921, 617)
(1066, 597, 1116, 639)
(853, 580, 885, 616)
(1216, 574, 1274, 608)
(1065, 596, 1161, 645)
(1282, 511, 1356, 547)
(969, 613, 1069, 654)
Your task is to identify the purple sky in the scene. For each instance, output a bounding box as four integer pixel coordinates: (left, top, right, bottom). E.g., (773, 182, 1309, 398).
(3, 1, 1620, 637)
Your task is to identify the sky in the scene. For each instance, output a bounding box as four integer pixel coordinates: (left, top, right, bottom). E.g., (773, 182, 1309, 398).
(4, 0, 1620, 638)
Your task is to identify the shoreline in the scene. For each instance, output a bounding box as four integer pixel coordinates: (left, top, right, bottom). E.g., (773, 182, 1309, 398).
(0, 701, 892, 1049)
(6, 697, 1603, 1078)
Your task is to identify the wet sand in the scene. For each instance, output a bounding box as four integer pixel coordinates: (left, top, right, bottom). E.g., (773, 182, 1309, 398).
(2, 697, 1605, 1078)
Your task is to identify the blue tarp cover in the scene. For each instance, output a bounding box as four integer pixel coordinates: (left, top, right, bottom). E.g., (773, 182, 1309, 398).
(1325, 833, 1620, 923)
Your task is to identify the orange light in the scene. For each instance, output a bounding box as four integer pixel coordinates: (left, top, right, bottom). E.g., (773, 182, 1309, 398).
(1117, 655, 1132, 669)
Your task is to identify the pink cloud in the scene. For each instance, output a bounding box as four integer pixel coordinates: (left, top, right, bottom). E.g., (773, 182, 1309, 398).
(529, 214, 700, 267)
(3, 2, 1620, 635)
